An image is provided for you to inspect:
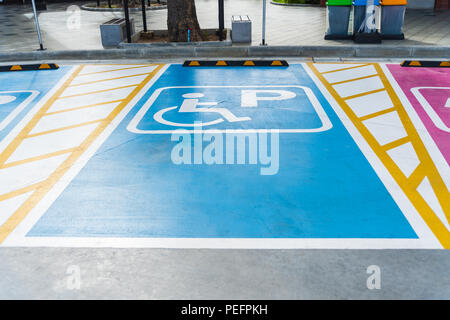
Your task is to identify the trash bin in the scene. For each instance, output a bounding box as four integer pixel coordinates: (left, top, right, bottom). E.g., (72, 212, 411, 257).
(232, 15, 251, 43)
(100, 18, 135, 47)
(380, 0, 407, 39)
(325, 0, 353, 40)
(353, 0, 380, 34)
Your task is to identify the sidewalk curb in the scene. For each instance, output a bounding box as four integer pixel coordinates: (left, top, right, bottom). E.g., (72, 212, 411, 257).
(0, 45, 448, 63)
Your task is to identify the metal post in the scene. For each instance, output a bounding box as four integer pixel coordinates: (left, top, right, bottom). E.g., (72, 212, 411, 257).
(261, 0, 267, 45)
(31, 0, 45, 50)
(96, 0, 100, 7)
(218, 0, 224, 41)
(141, 0, 147, 32)
(108, 0, 111, 9)
(123, 0, 132, 43)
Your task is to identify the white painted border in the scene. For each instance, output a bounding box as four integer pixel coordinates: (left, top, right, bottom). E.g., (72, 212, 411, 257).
(0, 90, 39, 132)
(410, 87, 450, 133)
(126, 85, 333, 134)
(1, 63, 442, 249)
(1, 236, 436, 249)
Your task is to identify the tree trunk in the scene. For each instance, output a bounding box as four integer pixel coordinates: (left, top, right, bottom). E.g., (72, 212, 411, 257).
(167, 0, 205, 42)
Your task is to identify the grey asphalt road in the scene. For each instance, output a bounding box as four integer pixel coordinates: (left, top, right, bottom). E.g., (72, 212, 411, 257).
(1, 248, 449, 299)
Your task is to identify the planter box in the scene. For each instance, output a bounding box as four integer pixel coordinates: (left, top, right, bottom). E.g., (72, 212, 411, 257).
(100, 18, 135, 47)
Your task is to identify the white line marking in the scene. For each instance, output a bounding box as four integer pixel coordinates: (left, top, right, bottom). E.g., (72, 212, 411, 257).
(0, 154, 69, 194)
(0, 90, 39, 132)
(0, 192, 32, 227)
(1, 237, 437, 249)
(30, 102, 119, 135)
(417, 177, 450, 231)
(333, 76, 384, 98)
(314, 64, 365, 73)
(72, 66, 157, 84)
(61, 75, 145, 97)
(410, 87, 450, 133)
(78, 64, 150, 75)
(324, 65, 377, 84)
(7, 123, 99, 164)
(346, 90, 393, 118)
(362, 111, 408, 146)
(386, 142, 420, 178)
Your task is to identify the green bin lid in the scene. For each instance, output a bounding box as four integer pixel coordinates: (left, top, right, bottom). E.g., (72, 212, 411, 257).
(327, 0, 352, 5)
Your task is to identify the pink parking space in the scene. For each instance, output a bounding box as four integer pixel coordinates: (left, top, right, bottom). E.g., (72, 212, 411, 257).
(388, 65, 450, 165)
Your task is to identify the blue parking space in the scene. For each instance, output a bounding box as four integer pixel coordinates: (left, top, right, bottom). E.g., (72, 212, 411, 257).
(27, 64, 417, 239)
(0, 68, 71, 141)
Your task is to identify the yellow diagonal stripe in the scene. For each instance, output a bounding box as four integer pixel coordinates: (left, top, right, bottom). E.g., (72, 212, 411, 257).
(320, 63, 371, 74)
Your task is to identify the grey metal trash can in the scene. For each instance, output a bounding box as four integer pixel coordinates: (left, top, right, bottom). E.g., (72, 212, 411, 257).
(232, 15, 251, 43)
(100, 18, 135, 47)
(325, 5, 352, 39)
(381, 5, 406, 39)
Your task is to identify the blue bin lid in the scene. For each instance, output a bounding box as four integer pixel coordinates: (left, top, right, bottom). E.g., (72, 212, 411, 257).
(353, 0, 380, 5)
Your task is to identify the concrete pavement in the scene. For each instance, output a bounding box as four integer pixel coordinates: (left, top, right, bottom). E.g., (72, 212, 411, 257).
(0, 1, 449, 53)
(1, 248, 449, 299)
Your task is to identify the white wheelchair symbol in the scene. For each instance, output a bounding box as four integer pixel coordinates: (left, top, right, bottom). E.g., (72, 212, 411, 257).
(411, 87, 450, 133)
(127, 86, 332, 134)
(153, 93, 251, 127)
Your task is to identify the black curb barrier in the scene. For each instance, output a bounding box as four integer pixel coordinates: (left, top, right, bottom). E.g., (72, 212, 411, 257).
(401, 60, 450, 68)
(183, 60, 289, 67)
(0, 63, 59, 72)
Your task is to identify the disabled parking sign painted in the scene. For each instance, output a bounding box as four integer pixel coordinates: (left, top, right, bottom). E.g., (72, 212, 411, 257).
(25, 64, 417, 242)
(128, 85, 331, 133)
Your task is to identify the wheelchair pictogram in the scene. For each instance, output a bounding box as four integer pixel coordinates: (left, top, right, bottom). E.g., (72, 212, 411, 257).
(127, 85, 332, 134)
(153, 93, 251, 127)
